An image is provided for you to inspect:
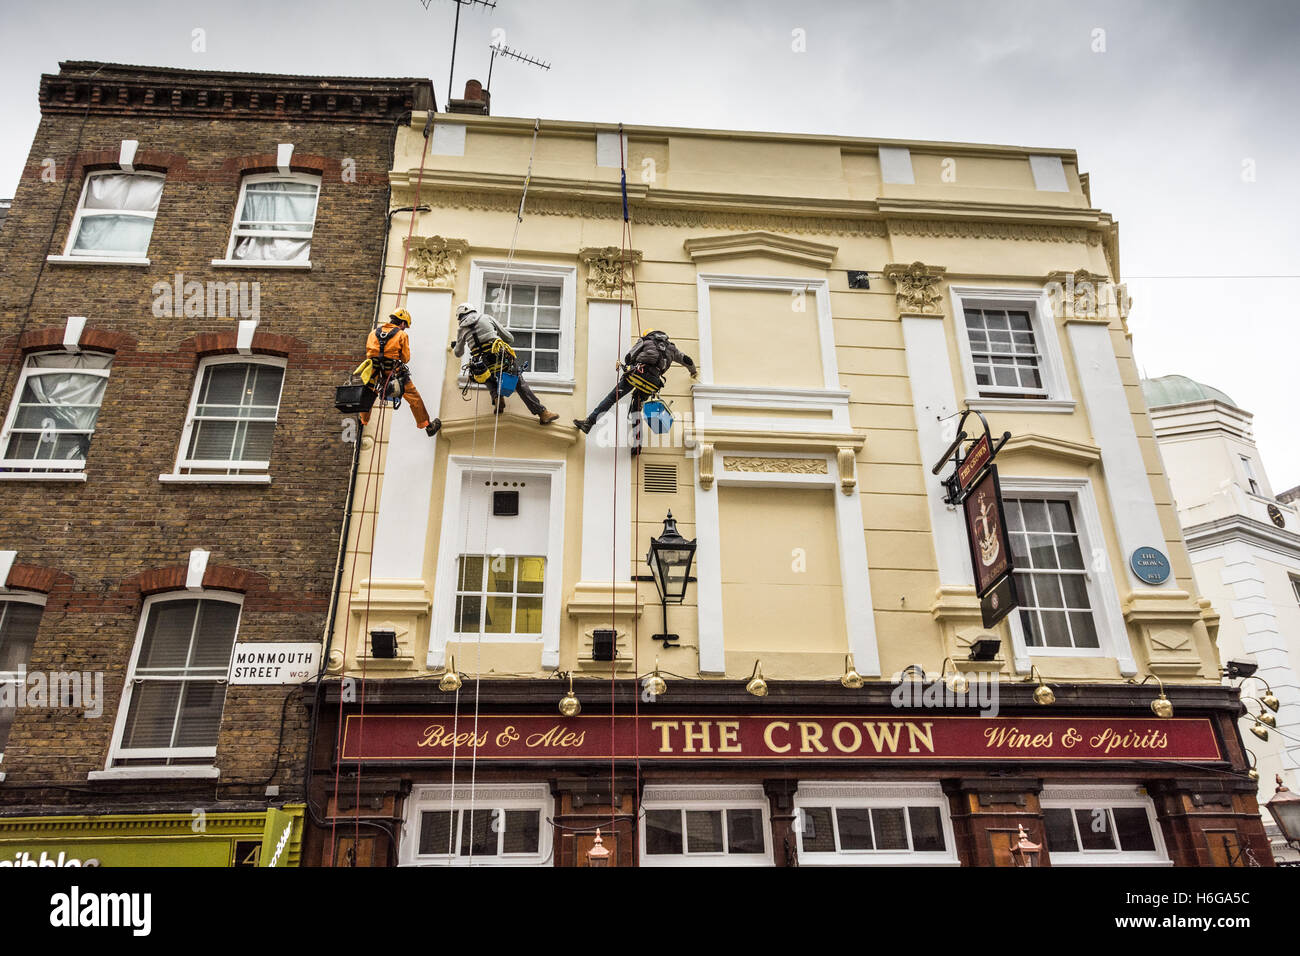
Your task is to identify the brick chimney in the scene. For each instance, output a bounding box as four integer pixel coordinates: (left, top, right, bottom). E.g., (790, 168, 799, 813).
(447, 79, 489, 115)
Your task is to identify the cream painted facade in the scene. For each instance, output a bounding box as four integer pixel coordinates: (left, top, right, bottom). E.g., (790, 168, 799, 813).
(327, 113, 1222, 699)
(1144, 378, 1300, 856)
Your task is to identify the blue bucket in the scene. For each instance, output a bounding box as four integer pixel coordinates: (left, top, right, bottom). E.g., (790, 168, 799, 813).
(643, 400, 673, 434)
(498, 370, 519, 398)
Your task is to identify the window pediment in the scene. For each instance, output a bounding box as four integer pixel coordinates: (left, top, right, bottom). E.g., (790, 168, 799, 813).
(684, 231, 837, 269)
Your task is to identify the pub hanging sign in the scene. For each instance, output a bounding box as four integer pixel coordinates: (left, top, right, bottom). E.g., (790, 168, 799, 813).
(932, 408, 1018, 628)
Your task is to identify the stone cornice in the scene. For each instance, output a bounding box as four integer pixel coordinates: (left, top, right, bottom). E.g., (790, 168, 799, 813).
(999, 433, 1103, 466)
(394, 172, 1112, 247)
(40, 62, 432, 124)
(1183, 515, 1300, 561)
(684, 231, 838, 268)
(437, 415, 579, 446)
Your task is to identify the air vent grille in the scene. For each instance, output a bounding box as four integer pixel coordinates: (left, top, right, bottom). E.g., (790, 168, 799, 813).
(643, 463, 677, 494)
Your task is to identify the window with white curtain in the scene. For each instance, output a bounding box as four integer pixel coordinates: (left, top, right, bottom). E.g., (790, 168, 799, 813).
(66, 171, 164, 258)
(174, 358, 285, 477)
(109, 594, 240, 766)
(0, 351, 112, 474)
(0, 597, 45, 763)
(226, 173, 320, 263)
(401, 784, 553, 866)
(639, 786, 772, 866)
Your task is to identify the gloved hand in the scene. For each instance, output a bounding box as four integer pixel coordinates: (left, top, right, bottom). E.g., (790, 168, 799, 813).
(689, 365, 700, 379)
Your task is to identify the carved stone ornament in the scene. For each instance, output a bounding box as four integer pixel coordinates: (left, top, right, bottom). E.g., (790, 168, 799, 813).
(404, 235, 469, 289)
(837, 448, 857, 495)
(883, 261, 947, 315)
(698, 443, 715, 490)
(579, 246, 642, 299)
(723, 456, 828, 475)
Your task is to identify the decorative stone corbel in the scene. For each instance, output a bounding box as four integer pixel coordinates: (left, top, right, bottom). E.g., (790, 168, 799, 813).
(697, 443, 715, 490)
(883, 262, 946, 316)
(579, 245, 642, 299)
(837, 447, 857, 494)
(1044, 268, 1117, 323)
(404, 235, 469, 290)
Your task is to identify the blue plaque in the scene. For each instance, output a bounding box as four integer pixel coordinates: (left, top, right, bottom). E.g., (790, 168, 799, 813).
(1130, 547, 1171, 585)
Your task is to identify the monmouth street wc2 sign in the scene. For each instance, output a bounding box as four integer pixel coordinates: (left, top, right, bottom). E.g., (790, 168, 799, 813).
(340, 715, 1223, 762)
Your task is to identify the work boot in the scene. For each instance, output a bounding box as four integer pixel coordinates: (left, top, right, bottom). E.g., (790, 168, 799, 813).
(425, 419, 441, 437)
(495, 397, 507, 415)
(538, 409, 559, 425)
(573, 418, 592, 434)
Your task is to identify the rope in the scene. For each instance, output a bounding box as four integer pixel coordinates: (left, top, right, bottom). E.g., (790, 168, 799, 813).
(463, 118, 542, 865)
(329, 109, 433, 865)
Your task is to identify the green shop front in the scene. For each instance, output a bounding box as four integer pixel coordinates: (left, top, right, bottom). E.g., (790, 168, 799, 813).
(0, 805, 304, 867)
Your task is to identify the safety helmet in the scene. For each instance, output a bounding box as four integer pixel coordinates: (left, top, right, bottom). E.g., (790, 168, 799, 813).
(641, 328, 662, 337)
(456, 302, 478, 318)
(390, 308, 412, 326)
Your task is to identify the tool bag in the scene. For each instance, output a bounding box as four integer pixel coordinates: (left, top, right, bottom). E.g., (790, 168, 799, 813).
(334, 377, 377, 414)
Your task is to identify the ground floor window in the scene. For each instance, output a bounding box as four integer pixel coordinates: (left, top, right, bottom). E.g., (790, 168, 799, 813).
(639, 786, 772, 866)
(401, 783, 552, 866)
(794, 784, 958, 865)
(1040, 787, 1169, 865)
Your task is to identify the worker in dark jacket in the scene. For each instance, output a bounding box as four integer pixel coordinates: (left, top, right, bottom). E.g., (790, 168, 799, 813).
(574, 329, 697, 453)
(452, 302, 559, 424)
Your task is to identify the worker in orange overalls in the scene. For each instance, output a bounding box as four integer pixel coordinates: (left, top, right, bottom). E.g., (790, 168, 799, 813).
(358, 308, 440, 436)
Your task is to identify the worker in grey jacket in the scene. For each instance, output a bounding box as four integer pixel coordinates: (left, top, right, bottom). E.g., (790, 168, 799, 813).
(452, 302, 558, 423)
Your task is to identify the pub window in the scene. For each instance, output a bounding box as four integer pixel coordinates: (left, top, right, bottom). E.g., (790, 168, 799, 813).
(794, 785, 958, 865)
(640, 786, 772, 866)
(1040, 790, 1169, 865)
(402, 784, 552, 867)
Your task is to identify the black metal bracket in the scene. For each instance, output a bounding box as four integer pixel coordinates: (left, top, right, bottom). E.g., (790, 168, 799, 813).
(931, 407, 1011, 505)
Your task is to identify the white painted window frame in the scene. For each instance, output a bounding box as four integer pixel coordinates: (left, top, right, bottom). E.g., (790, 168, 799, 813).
(639, 785, 773, 867)
(1040, 786, 1171, 866)
(215, 171, 320, 267)
(0, 591, 48, 774)
(103, 590, 242, 769)
(468, 259, 577, 392)
(949, 285, 1074, 413)
(427, 457, 566, 670)
(793, 783, 959, 866)
(997, 475, 1137, 675)
(693, 449, 880, 676)
(0, 351, 112, 477)
(695, 272, 839, 390)
(60, 169, 164, 261)
(163, 355, 286, 483)
(400, 783, 554, 867)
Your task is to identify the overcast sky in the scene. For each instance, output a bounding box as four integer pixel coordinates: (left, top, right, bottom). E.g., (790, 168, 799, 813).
(2, 0, 1297, 487)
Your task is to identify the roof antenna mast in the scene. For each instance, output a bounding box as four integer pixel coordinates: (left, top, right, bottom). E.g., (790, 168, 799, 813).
(486, 42, 552, 95)
(421, 0, 497, 107)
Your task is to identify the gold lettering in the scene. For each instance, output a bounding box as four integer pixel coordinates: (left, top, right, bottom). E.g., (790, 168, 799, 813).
(651, 720, 679, 753)
(906, 721, 935, 753)
(799, 721, 829, 753)
(764, 721, 792, 754)
(716, 721, 742, 753)
(495, 725, 520, 748)
(863, 721, 904, 753)
(682, 721, 714, 753)
(831, 721, 862, 753)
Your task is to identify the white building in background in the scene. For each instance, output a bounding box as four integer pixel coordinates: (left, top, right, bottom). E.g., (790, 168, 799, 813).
(1143, 374, 1300, 858)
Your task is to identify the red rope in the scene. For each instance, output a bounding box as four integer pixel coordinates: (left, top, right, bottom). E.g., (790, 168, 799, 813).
(328, 111, 433, 865)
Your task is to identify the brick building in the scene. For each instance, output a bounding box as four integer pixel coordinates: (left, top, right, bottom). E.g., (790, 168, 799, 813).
(0, 62, 432, 866)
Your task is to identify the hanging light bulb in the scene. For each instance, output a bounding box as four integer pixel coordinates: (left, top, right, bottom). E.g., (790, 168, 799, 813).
(841, 655, 864, 689)
(941, 657, 969, 695)
(438, 655, 462, 693)
(746, 660, 768, 698)
(643, 658, 667, 698)
(1262, 690, 1281, 713)
(559, 671, 581, 717)
(1027, 665, 1054, 706)
(1129, 674, 1173, 718)
(1246, 750, 1259, 784)
(1249, 719, 1269, 742)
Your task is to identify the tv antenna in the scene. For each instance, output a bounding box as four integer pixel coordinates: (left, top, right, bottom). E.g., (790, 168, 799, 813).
(487, 43, 552, 93)
(420, 0, 498, 107)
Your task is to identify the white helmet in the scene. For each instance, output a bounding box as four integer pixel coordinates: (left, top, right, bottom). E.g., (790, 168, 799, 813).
(456, 302, 478, 317)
